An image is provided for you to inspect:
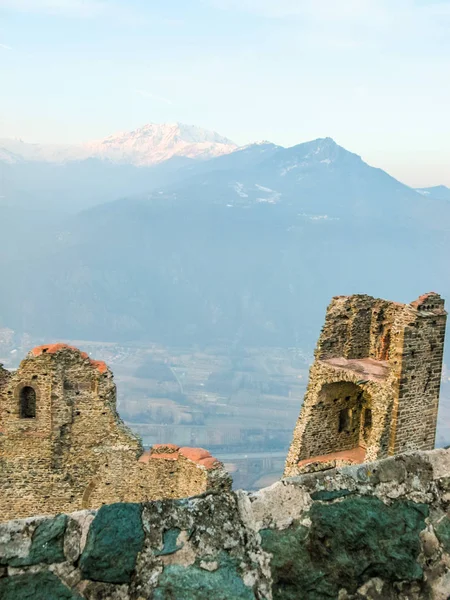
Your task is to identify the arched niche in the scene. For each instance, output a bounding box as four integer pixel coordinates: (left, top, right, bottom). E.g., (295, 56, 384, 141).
(299, 381, 372, 460)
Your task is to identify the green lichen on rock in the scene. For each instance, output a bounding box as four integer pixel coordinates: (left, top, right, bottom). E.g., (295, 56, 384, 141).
(154, 554, 255, 600)
(0, 570, 82, 600)
(8, 514, 68, 567)
(309, 496, 428, 586)
(261, 496, 428, 599)
(155, 527, 183, 556)
(260, 524, 337, 600)
(434, 515, 450, 553)
(80, 503, 144, 584)
(310, 489, 353, 501)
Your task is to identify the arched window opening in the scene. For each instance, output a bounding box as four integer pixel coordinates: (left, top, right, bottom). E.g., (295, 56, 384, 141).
(20, 386, 36, 419)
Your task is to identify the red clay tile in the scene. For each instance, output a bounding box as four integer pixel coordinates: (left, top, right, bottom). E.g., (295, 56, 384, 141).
(197, 457, 219, 470)
(148, 453, 179, 461)
(31, 344, 108, 373)
(298, 445, 366, 468)
(178, 447, 211, 462)
(89, 359, 108, 374)
(138, 451, 152, 463)
(31, 343, 78, 356)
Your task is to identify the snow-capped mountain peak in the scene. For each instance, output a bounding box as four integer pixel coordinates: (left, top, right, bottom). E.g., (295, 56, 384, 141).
(82, 122, 237, 165)
(0, 123, 238, 166)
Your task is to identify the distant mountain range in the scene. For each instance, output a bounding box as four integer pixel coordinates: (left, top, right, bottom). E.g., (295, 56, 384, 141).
(0, 122, 237, 166)
(0, 125, 449, 350)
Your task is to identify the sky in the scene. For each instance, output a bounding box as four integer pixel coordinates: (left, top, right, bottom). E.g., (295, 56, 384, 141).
(0, 0, 449, 186)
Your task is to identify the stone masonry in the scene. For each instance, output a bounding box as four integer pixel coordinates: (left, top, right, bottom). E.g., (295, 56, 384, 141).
(285, 292, 447, 477)
(0, 344, 230, 522)
(1, 447, 450, 599)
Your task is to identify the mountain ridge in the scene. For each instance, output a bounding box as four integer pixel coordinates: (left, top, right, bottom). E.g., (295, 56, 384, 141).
(1, 126, 447, 195)
(416, 185, 450, 202)
(0, 122, 238, 166)
(1, 133, 449, 348)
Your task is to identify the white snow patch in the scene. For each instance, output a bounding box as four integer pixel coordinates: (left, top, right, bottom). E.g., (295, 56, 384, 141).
(231, 182, 249, 198)
(280, 160, 308, 176)
(255, 184, 273, 192)
(256, 191, 281, 204)
(320, 158, 332, 165)
(298, 212, 339, 221)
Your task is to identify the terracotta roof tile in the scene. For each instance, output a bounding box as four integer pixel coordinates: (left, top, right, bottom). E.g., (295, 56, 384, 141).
(89, 359, 108, 374)
(138, 451, 152, 464)
(410, 292, 440, 308)
(138, 446, 221, 470)
(31, 343, 80, 357)
(178, 447, 211, 462)
(30, 344, 108, 374)
(298, 445, 366, 469)
(197, 457, 219, 470)
(148, 453, 179, 461)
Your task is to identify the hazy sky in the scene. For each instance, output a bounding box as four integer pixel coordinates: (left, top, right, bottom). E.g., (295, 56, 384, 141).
(0, 0, 449, 186)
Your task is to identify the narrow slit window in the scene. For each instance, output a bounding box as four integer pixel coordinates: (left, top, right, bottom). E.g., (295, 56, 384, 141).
(338, 408, 351, 433)
(364, 408, 372, 430)
(20, 386, 36, 419)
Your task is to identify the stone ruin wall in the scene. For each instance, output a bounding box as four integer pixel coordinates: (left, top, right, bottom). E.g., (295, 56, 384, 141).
(1, 291, 447, 521)
(393, 294, 447, 454)
(285, 293, 447, 477)
(0, 345, 230, 523)
(1, 448, 450, 600)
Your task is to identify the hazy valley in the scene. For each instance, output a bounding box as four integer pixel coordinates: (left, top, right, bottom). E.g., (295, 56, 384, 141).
(1, 123, 450, 488)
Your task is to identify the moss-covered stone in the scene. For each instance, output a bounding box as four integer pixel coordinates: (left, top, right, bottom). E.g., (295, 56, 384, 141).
(0, 570, 82, 600)
(8, 515, 68, 567)
(261, 496, 428, 599)
(80, 503, 144, 584)
(153, 554, 255, 600)
(434, 516, 450, 553)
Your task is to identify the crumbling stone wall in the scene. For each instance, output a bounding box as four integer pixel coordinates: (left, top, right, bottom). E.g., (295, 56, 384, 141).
(285, 293, 447, 477)
(0, 345, 230, 522)
(1, 447, 450, 599)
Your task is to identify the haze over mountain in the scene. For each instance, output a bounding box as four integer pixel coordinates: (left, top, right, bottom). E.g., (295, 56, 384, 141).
(1, 130, 449, 351)
(416, 186, 450, 202)
(0, 122, 235, 211)
(0, 122, 237, 166)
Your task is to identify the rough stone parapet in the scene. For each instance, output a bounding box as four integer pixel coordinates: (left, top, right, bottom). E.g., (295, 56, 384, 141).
(1, 447, 449, 599)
